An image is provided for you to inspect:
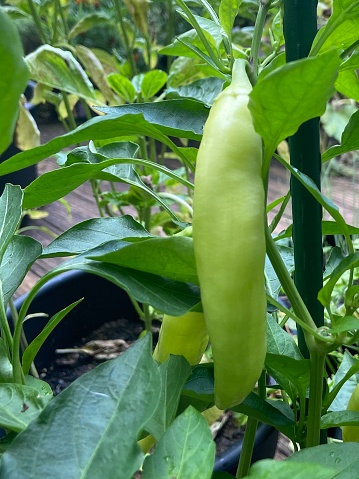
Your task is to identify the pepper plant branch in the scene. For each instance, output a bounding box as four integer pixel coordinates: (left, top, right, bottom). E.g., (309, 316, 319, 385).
(306, 348, 326, 447)
(249, 0, 273, 77)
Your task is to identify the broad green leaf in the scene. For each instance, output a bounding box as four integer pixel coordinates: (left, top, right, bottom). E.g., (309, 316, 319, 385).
(182, 363, 215, 404)
(318, 252, 359, 307)
(95, 99, 208, 139)
(145, 355, 191, 440)
(321, 102, 357, 142)
(0, 334, 161, 478)
(141, 70, 167, 101)
(166, 77, 224, 105)
(160, 29, 212, 58)
(22, 299, 83, 375)
(107, 73, 137, 103)
(25, 45, 97, 102)
(311, 0, 359, 55)
(266, 314, 302, 360)
(0, 235, 42, 305)
(219, 0, 242, 38)
(325, 351, 359, 412)
(233, 393, 295, 439)
(265, 354, 310, 404)
(22, 159, 183, 226)
(329, 316, 359, 333)
(15, 101, 40, 150)
(42, 216, 152, 258)
(75, 45, 118, 104)
(0, 101, 207, 176)
(0, 339, 13, 383)
(49, 256, 201, 315)
(321, 410, 359, 429)
(265, 245, 294, 299)
(249, 51, 341, 158)
(335, 69, 359, 102)
(0, 384, 52, 433)
(287, 442, 359, 478)
(68, 12, 111, 39)
(323, 220, 359, 237)
(0, 9, 29, 155)
(88, 236, 198, 285)
(322, 110, 359, 161)
(248, 458, 336, 479)
(142, 406, 215, 479)
(0, 184, 23, 261)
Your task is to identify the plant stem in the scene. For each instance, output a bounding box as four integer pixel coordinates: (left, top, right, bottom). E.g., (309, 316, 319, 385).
(62, 93, 77, 131)
(236, 416, 258, 478)
(27, 0, 48, 44)
(249, 0, 273, 77)
(113, 0, 137, 77)
(306, 348, 326, 447)
(265, 227, 317, 351)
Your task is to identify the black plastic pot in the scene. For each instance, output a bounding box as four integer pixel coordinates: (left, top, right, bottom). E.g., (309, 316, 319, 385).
(9, 270, 279, 471)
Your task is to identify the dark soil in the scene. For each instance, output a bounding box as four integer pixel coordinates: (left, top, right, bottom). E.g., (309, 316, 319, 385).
(39, 318, 244, 456)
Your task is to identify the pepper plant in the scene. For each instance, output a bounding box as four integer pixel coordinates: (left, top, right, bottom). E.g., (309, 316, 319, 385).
(1, 1, 359, 478)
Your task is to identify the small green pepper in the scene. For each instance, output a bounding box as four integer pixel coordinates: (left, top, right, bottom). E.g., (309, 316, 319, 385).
(153, 312, 209, 366)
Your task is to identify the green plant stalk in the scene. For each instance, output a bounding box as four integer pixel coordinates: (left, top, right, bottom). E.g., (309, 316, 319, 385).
(283, 0, 324, 358)
(236, 371, 266, 478)
(306, 348, 326, 447)
(249, 0, 273, 77)
(0, 286, 13, 358)
(27, 0, 48, 44)
(113, 0, 137, 77)
(54, 0, 69, 38)
(265, 227, 317, 353)
(62, 93, 77, 131)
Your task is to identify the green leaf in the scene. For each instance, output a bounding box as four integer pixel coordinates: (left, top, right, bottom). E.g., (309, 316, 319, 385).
(335, 69, 359, 102)
(266, 314, 302, 360)
(265, 354, 310, 403)
(0, 339, 13, 383)
(323, 220, 359, 237)
(50, 257, 201, 315)
(141, 70, 167, 101)
(75, 45, 117, 104)
(42, 216, 152, 258)
(321, 410, 359, 429)
(248, 458, 336, 479)
(287, 442, 359, 477)
(0, 384, 52, 433)
(250, 51, 341, 157)
(166, 77, 224, 105)
(22, 299, 83, 375)
(107, 73, 137, 103)
(88, 236, 198, 285)
(145, 355, 191, 440)
(329, 316, 359, 333)
(95, 99, 208, 139)
(325, 351, 359, 412)
(182, 363, 215, 404)
(142, 406, 215, 479)
(311, 0, 359, 55)
(219, 0, 242, 39)
(233, 393, 295, 439)
(0, 100, 208, 176)
(322, 110, 359, 161)
(0, 334, 161, 478)
(265, 245, 294, 298)
(318, 252, 359, 307)
(68, 12, 111, 39)
(0, 9, 29, 155)
(0, 185, 23, 261)
(0, 235, 42, 305)
(25, 45, 97, 102)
